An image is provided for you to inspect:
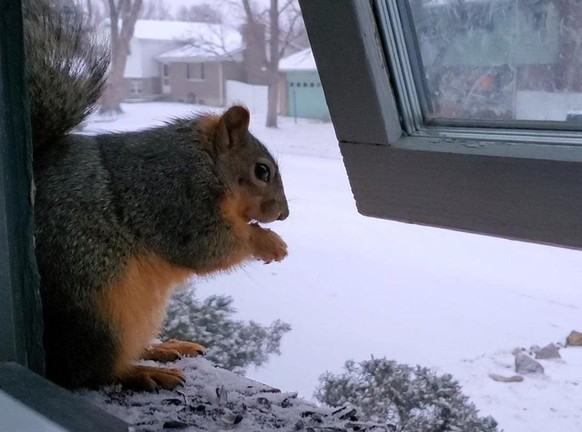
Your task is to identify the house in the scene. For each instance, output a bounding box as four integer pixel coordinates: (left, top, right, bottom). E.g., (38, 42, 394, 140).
(156, 33, 244, 105)
(106, 19, 247, 104)
(278, 48, 330, 120)
(103, 19, 312, 108)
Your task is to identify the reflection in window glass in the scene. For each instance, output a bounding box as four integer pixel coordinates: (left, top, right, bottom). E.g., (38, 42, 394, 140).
(408, 0, 582, 122)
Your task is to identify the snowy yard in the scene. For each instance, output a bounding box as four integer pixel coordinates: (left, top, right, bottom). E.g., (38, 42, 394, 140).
(85, 102, 582, 432)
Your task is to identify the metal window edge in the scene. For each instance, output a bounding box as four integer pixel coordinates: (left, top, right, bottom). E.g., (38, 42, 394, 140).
(299, 0, 402, 146)
(396, 135, 582, 162)
(0, 362, 130, 432)
(339, 139, 582, 250)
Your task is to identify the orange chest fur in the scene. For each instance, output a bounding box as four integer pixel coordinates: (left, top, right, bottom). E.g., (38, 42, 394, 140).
(95, 254, 193, 373)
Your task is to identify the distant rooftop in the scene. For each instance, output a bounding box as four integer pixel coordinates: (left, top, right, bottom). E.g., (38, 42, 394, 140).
(157, 43, 244, 62)
(101, 19, 242, 49)
(279, 48, 317, 71)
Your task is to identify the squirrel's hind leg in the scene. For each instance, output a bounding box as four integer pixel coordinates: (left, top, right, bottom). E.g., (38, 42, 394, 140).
(116, 365, 185, 391)
(43, 303, 119, 389)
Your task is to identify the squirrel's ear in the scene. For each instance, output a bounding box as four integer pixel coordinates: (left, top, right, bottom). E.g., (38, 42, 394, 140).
(216, 105, 250, 150)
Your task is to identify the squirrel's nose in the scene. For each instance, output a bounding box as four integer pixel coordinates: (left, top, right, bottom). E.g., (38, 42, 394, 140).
(277, 204, 289, 221)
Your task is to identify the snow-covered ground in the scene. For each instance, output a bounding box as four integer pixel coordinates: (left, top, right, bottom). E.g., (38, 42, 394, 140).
(85, 102, 582, 432)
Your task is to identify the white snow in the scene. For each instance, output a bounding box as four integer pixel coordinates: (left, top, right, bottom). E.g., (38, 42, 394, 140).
(279, 48, 317, 71)
(82, 357, 365, 431)
(157, 42, 242, 62)
(84, 102, 582, 432)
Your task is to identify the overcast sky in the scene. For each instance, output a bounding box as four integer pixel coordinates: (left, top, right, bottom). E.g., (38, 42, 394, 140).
(168, 0, 270, 7)
(147, 0, 273, 26)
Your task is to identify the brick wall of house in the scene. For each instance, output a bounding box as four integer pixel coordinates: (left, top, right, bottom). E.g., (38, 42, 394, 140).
(168, 62, 219, 105)
(167, 61, 244, 106)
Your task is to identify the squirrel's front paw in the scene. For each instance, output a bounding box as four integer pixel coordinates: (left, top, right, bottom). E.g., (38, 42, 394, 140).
(250, 224, 288, 264)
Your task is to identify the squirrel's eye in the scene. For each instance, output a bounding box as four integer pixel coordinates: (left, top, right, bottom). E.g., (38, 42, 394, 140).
(254, 163, 271, 183)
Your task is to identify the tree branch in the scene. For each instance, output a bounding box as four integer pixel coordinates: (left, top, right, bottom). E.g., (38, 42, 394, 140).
(241, 0, 255, 24)
(278, 0, 295, 15)
(278, 10, 302, 58)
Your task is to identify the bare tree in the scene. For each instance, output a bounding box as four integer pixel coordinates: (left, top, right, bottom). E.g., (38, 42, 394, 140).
(52, 0, 104, 29)
(139, 0, 172, 21)
(177, 4, 223, 23)
(100, 0, 143, 114)
(240, 0, 307, 128)
(86, 0, 109, 30)
(266, 0, 280, 128)
(164, 0, 305, 127)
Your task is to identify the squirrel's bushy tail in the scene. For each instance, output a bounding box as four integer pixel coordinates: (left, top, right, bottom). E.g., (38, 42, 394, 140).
(23, 0, 110, 153)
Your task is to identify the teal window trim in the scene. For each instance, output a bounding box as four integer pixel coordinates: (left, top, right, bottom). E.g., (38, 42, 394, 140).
(0, 363, 129, 432)
(0, 2, 128, 430)
(0, 0, 44, 373)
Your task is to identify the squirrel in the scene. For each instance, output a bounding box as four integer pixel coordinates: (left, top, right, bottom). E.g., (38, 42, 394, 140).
(23, 0, 289, 391)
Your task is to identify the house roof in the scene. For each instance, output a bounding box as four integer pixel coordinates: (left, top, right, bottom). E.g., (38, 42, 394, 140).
(124, 19, 243, 62)
(157, 44, 244, 63)
(279, 48, 317, 71)
(100, 19, 243, 59)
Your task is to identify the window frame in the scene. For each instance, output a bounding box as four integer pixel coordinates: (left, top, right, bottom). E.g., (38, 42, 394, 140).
(299, 0, 582, 250)
(0, 0, 44, 374)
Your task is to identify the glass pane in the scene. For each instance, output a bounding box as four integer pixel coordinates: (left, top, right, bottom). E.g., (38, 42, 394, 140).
(408, 0, 582, 123)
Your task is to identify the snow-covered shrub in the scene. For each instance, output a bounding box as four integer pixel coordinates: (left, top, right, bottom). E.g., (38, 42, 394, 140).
(161, 286, 291, 375)
(315, 358, 499, 432)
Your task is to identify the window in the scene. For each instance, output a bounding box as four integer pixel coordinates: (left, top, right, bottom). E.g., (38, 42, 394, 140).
(377, 0, 582, 130)
(162, 64, 169, 77)
(300, 0, 582, 249)
(129, 80, 143, 96)
(186, 62, 205, 81)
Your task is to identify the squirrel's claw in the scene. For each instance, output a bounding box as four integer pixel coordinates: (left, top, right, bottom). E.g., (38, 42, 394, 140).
(117, 365, 186, 391)
(144, 340, 207, 362)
